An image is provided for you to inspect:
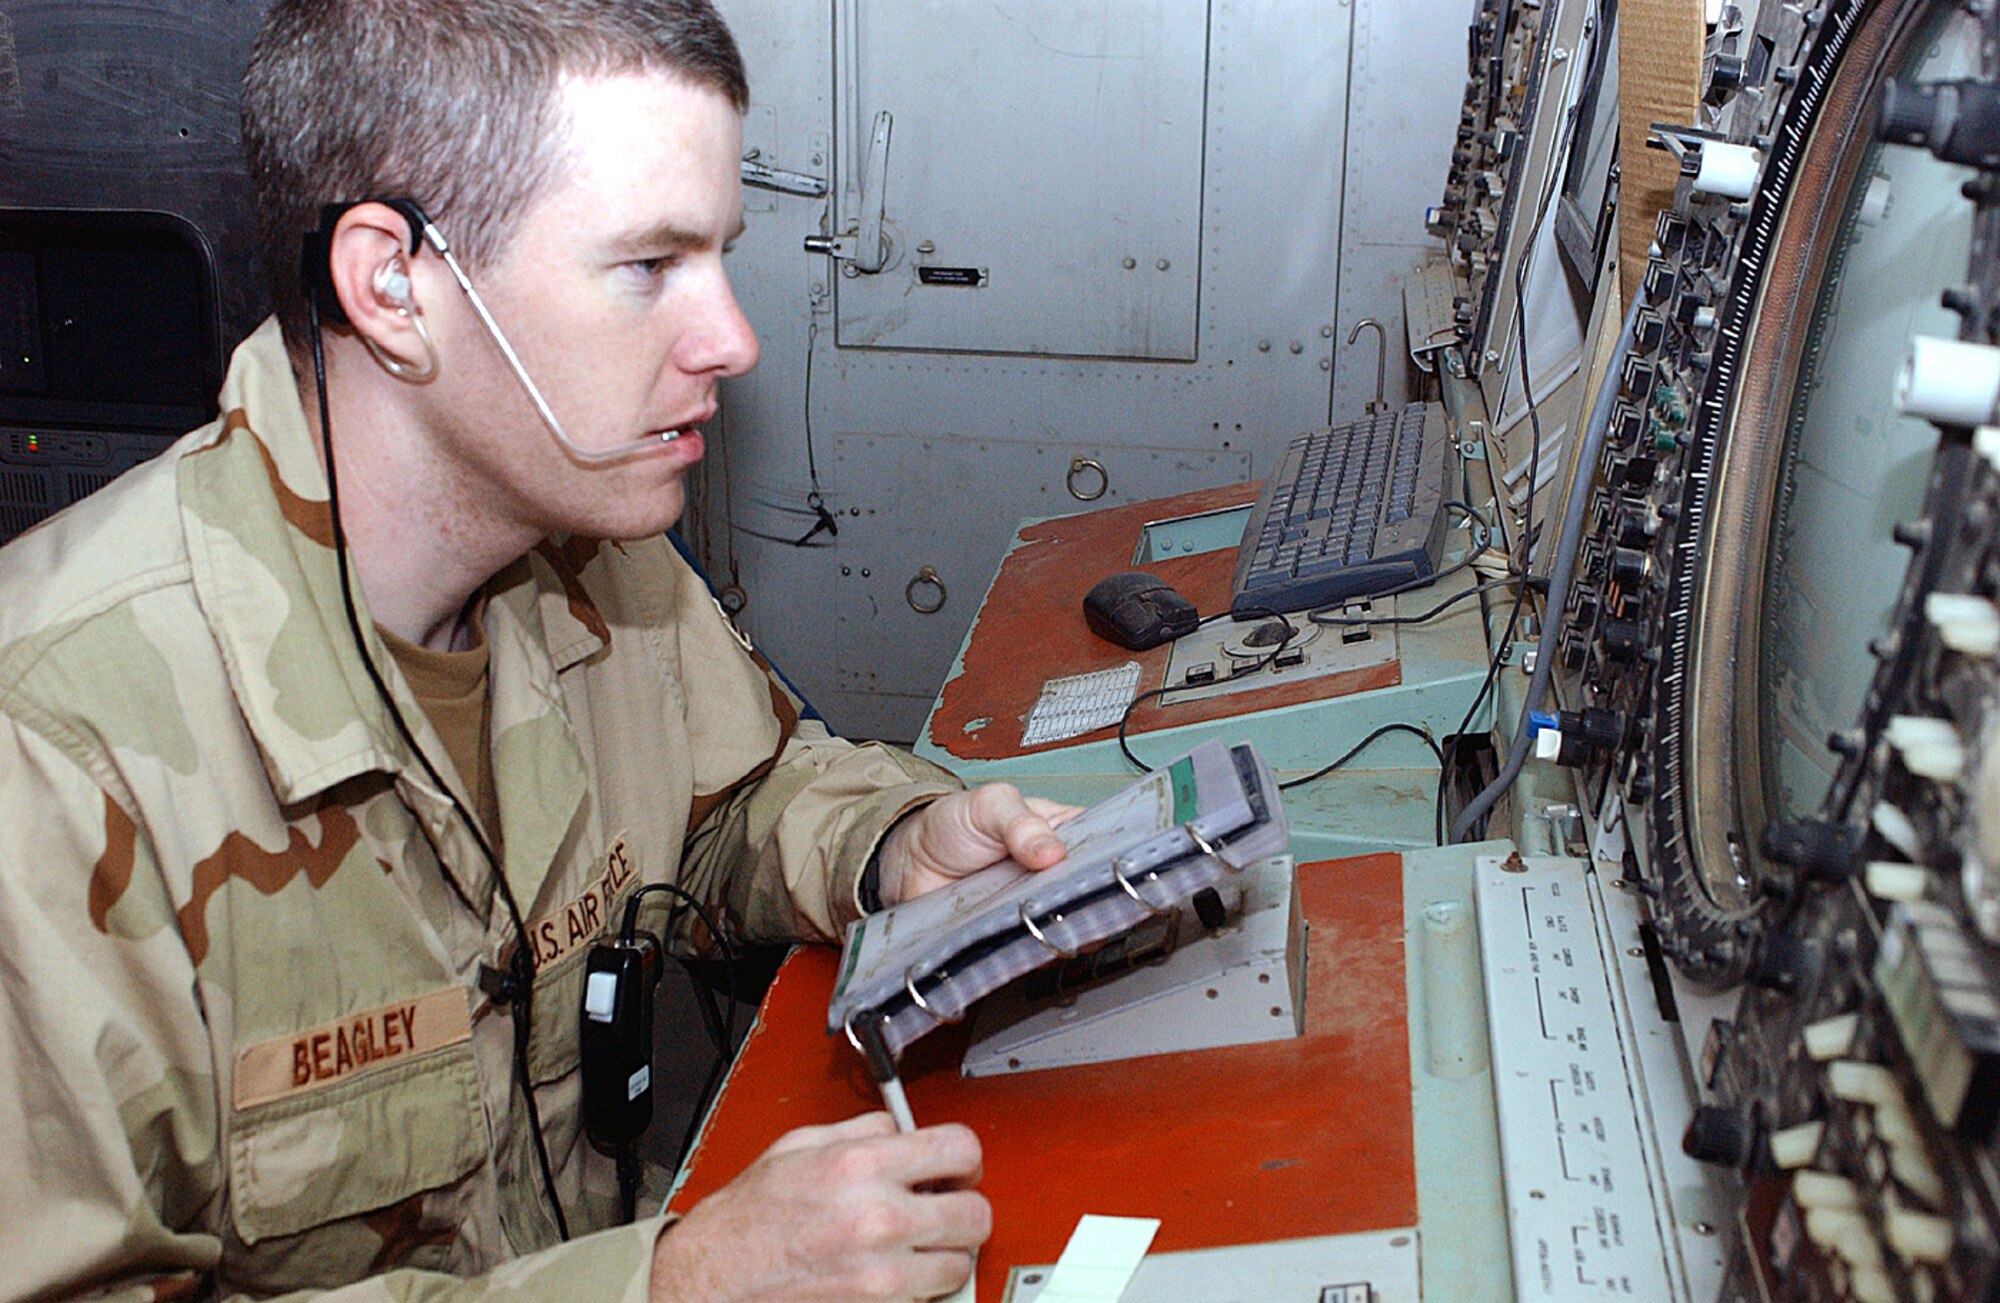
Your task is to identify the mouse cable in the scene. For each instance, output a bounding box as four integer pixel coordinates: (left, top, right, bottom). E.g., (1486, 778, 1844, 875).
(1311, 574, 1528, 628)
(1114, 607, 1295, 774)
(1277, 722, 1443, 792)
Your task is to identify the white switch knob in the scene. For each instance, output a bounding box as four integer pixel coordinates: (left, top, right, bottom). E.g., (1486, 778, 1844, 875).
(1793, 1170, 1861, 1210)
(1828, 1060, 1901, 1106)
(1925, 592, 2000, 657)
(1803, 1013, 1860, 1062)
(1886, 715, 1967, 781)
(1897, 335, 2000, 427)
(1885, 1208, 1954, 1263)
(1769, 1120, 1824, 1169)
(1865, 861, 1930, 902)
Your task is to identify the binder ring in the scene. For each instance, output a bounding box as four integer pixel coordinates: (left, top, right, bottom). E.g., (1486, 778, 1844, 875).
(1020, 901, 1079, 958)
(1185, 822, 1240, 870)
(904, 966, 964, 1024)
(1113, 862, 1173, 917)
(842, 1008, 865, 1054)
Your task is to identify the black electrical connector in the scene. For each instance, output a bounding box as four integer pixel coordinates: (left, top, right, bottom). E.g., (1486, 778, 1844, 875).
(1880, 77, 2000, 169)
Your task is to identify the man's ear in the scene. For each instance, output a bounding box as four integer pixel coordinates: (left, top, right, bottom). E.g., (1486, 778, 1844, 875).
(326, 202, 435, 367)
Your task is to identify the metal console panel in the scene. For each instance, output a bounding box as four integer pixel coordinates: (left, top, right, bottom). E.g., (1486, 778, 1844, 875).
(1474, 852, 1734, 1302)
(915, 485, 1493, 861)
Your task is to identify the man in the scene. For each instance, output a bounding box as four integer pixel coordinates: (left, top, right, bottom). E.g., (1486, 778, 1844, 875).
(0, 1, 1071, 1298)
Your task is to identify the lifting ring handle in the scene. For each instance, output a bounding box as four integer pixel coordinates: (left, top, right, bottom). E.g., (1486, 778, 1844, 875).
(1067, 456, 1108, 502)
(906, 565, 947, 615)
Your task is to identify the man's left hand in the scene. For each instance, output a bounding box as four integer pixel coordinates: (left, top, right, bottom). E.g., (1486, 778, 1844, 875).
(878, 784, 1079, 905)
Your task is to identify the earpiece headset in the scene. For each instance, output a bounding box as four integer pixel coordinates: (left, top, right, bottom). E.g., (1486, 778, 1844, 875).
(374, 260, 413, 308)
(305, 198, 689, 463)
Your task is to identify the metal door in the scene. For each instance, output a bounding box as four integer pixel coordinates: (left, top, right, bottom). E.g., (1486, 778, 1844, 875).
(825, 0, 1209, 360)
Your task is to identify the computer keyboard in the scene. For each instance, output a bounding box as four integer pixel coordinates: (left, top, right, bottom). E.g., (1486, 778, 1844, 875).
(1230, 402, 1453, 616)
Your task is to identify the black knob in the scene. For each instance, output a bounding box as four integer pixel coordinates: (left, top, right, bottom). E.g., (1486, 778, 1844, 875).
(1602, 617, 1647, 663)
(1760, 818, 1861, 882)
(1750, 929, 1823, 995)
(1880, 78, 2000, 168)
(1610, 547, 1653, 589)
(1615, 507, 1656, 548)
(1574, 707, 1625, 750)
(1683, 1104, 1759, 1169)
(1879, 79, 1938, 146)
(1705, 54, 1746, 106)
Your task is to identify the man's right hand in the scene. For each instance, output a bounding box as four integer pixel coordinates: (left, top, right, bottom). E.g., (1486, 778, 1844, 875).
(650, 1112, 990, 1302)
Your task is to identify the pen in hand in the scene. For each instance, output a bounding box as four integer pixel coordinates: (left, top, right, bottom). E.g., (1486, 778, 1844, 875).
(854, 1015, 917, 1133)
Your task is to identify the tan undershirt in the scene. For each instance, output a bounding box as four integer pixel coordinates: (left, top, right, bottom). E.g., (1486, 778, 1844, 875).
(378, 619, 501, 847)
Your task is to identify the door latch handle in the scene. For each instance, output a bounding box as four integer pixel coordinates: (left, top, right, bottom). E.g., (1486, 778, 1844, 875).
(802, 110, 893, 273)
(742, 157, 828, 197)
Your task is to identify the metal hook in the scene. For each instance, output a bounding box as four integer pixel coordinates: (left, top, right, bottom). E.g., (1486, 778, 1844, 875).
(1020, 901, 1079, 958)
(1347, 318, 1388, 415)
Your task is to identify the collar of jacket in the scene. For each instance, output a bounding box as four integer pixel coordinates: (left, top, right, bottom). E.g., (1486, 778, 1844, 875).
(175, 320, 605, 839)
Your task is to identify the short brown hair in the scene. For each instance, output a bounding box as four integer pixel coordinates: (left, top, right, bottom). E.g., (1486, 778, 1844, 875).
(242, 0, 749, 350)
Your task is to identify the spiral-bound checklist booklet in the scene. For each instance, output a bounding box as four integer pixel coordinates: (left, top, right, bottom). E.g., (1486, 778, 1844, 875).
(828, 739, 1289, 1057)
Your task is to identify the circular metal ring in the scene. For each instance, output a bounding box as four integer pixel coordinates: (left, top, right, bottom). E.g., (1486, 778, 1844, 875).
(1183, 823, 1243, 872)
(1019, 901, 1079, 958)
(1112, 863, 1173, 917)
(1067, 456, 1108, 502)
(904, 966, 964, 1024)
(717, 583, 748, 616)
(905, 565, 947, 615)
(842, 1008, 865, 1054)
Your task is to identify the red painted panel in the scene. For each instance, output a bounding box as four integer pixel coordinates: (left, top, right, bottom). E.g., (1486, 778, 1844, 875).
(669, 854, 1416, 1295)
(929, 484, 1402, 761)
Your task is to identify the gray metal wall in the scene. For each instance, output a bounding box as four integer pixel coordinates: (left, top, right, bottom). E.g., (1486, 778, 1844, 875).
(701, 0, 1471, 742)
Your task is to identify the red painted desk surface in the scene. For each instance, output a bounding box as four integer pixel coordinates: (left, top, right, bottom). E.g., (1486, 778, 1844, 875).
(668, 854, 1416, 1296)
(928, 483, 1403, 762)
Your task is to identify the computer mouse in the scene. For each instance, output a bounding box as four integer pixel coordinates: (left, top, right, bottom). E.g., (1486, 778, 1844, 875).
(1082, 572, 1201, 650)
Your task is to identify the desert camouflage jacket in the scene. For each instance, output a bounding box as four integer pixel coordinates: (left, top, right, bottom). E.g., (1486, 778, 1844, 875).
(0, 319, 961, 1300)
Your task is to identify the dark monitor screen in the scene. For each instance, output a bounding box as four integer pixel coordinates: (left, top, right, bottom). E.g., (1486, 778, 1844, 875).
(0, 208, 222, 540)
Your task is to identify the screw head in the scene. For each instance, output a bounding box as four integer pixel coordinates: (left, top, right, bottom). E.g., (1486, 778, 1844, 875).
(1257, 339, 1272, 352)
(1156, 258, 1171, 271)
(1122, 256, 1137, 270)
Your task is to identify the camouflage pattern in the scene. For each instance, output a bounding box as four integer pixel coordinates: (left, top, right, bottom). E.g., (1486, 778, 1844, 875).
(0, 319, 962, 1299)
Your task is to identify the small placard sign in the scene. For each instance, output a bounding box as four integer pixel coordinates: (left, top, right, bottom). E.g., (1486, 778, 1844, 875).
(917, 265, 988, 287)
